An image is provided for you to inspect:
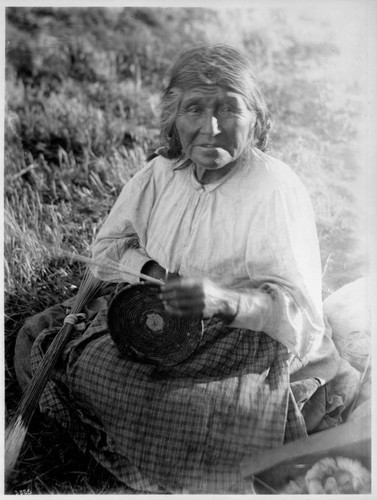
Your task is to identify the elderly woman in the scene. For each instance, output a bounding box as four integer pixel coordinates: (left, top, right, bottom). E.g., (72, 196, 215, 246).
(16, 44, 356, 493)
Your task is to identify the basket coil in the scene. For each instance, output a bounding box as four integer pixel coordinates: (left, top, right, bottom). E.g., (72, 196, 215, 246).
(107, 283, 204, 367)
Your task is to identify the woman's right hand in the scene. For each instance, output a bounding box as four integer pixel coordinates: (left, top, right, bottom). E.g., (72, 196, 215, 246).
(141, 260, 179, 283)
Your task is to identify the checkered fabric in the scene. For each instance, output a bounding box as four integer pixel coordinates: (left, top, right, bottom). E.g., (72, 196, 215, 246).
(31, 308, 307, 493)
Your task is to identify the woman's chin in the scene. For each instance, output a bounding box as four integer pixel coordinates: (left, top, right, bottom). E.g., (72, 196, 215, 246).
(194, 154, 234, 172)
(194, 160, 237, 183)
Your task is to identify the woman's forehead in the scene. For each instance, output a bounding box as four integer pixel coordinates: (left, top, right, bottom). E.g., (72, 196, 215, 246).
(180, 86, 245, 103)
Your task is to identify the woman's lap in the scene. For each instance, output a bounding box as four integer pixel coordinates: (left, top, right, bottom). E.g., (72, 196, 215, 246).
(21, 306, 306, 492)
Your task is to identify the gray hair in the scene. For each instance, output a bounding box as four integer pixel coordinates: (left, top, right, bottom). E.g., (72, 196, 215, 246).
(159, 43, 271, 160)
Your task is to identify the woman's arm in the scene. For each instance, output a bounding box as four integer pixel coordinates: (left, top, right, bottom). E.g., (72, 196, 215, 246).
(161, 180, 329, 362)
(91, 164, 156, 282)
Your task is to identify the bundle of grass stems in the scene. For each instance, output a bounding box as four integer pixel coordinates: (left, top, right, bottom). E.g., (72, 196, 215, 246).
(5, 253, 163, 485)
(4, 267, 104, 484)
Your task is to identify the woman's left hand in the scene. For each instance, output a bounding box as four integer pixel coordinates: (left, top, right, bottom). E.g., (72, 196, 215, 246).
(160, 278, 238, 320)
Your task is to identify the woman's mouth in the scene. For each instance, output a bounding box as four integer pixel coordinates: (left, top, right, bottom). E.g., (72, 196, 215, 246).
(199, 144, 218, 148)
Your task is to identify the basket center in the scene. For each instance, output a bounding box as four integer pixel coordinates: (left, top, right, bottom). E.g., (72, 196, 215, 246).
(145, 313, 164, 332)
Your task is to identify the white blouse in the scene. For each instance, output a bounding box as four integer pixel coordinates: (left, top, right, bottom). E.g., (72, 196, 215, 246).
(92, 150, 339, 381)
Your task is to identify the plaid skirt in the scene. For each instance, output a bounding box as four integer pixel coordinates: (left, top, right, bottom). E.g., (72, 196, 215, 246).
(30, 307, 307, 493)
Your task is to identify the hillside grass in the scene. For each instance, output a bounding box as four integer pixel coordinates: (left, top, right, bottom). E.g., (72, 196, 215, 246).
(4, 6, 367, 494)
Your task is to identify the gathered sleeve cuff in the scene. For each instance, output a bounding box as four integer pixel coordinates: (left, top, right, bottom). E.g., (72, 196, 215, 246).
(91, 238, 152, 283)
(229, 282, 323, 360)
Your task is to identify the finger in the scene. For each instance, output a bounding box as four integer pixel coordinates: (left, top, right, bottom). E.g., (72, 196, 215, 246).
(166, 272, 181, 283)
(162, 278, 200, 292)
(165, 297, 205, 311)
(161, 283, 204, 299)
(161, 291, 204, 305)
(164, 303, 203, 318)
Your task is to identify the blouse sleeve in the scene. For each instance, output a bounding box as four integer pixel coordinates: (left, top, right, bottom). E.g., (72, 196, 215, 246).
(230, 179, 330, 361)
(91, 162, 156, 283)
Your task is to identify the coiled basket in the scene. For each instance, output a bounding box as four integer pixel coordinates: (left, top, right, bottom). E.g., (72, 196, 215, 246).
(107, 283, 204, 367)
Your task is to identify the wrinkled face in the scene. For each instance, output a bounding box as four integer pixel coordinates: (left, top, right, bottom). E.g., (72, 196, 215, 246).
(175, 86, 256, 175)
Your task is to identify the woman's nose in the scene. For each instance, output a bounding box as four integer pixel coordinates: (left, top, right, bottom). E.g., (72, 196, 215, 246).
(202, 114, 220, 136)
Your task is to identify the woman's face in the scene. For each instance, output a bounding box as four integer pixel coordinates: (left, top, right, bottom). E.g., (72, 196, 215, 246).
(175, 86, 256, 179)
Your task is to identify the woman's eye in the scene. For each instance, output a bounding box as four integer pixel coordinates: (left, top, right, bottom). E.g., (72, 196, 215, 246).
(186, 105, 202, 114)
(219, 105, 236, 115)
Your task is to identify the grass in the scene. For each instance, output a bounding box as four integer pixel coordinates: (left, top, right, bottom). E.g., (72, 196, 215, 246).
(4, 6, 367, 494)
(6, 411, 131, 494)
